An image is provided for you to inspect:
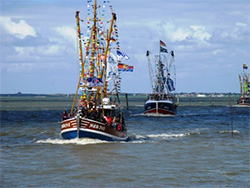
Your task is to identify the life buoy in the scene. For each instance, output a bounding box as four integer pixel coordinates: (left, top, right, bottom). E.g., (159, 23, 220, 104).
(117, 124, 122, 131)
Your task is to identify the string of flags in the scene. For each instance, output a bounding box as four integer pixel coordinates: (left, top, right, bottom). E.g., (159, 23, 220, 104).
(75, 0, 133, 94)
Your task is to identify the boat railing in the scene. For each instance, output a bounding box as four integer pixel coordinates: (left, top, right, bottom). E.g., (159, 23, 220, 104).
(149, 94, 175, 101)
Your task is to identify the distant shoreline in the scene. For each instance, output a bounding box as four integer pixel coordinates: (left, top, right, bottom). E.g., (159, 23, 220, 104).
(0, 92, 241, 97)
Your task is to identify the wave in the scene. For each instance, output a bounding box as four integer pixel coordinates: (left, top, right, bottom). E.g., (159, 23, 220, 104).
(128, 128, 208, 142)
(230, 105, 250, 108)
(36, 138, 109, 145)
(147, 133, 186, 138)
(129, 132, 188, 142)
(219, 130, 240, 134)
(36, 128, 207, 145)
(131, 113, 175, 117)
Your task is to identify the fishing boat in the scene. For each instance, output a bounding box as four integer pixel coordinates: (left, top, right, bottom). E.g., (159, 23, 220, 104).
(145, 40, 177, 115)
(61, 0, 133, 141)
(237, 63, 250, 106)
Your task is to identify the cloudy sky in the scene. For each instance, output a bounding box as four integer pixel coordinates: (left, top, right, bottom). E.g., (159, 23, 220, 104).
(0, 0, 249, 94)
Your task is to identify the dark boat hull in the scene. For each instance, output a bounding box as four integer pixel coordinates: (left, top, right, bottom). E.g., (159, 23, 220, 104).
(144, 100, 177, 115)
(61, 117, 128, 141)
(237, 97, 250, 106)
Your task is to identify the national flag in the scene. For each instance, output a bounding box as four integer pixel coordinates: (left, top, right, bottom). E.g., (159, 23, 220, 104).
(160, 40, 167, 47)
(160, 40, 168, 53)
(243, 64, 248, 69)
(160, 46, 168, 53)
(118, 63, 133, 72)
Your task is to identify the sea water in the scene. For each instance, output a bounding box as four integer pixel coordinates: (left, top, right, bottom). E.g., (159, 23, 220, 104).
(1, 96, 249, 187)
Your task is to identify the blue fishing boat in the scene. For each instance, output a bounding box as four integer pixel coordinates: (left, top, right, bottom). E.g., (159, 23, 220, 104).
(60, 0, 133, 141)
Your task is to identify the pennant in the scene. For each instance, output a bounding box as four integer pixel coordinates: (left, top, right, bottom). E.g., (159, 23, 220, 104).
(110, 37, 116, 42)
(117, 50, 130, 60)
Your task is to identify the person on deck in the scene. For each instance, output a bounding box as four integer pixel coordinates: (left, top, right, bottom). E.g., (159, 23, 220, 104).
(81, 106, 88, 118)
(73, 107, 78, 116)
(88, 108, 95, 119)
(61, 110, 68, 120)
(94, 108, 102, 121)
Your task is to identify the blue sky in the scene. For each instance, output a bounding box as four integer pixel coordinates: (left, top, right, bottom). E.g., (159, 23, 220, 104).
(0, 0, 249, 94)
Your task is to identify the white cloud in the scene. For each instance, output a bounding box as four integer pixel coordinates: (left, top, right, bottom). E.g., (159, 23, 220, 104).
(54, 26, 77, 46)
(14, 47, 34, 56)
(190, 25, 211, 42)
(235, 22, 247, 27)
(41, 44, 66, 56)
(160, 22, 211, 44)
(0, 16, 36, 39)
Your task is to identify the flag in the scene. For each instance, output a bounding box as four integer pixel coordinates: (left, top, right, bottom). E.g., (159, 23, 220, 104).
(166, 78, 175, 91)
(160, 40, 168, 53)
(160, 40, 166, 47)
(243, 64, 248, 69)
(107, 53, 119, 81)
(117, 50, 130, 60)
(86, 77, 104, 87)
(160, 46, 168, 53)
(244, 83, 248, 92)
(110, 37, 116, 42)
(118, 63, 133, 72)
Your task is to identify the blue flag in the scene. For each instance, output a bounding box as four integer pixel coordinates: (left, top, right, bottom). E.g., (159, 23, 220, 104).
(117, 50, 130, 60)
(167, 78, 175, 91)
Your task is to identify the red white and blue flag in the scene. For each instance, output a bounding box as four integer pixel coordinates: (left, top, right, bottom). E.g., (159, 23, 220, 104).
(118, 63, 133, 72)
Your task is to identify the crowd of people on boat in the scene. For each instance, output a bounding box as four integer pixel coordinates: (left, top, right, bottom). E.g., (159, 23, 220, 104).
(61, 106, 125, 131)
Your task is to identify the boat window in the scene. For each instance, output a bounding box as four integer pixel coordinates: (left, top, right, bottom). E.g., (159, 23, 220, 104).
(104, 109, 115, 117)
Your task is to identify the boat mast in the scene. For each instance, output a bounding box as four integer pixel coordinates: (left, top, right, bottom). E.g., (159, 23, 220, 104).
(89, 0, 98, 78)
(146, 51, 155, 93)
(70, 11, 85, 114)
(101, 12, 116, 97)
(239, 74, 243, 97)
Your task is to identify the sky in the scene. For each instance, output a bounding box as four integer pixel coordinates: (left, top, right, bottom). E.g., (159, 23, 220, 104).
(0, 0, 249, 94)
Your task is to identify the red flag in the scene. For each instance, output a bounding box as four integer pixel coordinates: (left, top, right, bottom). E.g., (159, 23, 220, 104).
(160, 40, 166, 47)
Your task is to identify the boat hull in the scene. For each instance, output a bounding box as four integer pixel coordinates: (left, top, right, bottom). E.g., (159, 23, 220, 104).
(144, 100, 177, 115)
(237, 97, 250, 106)
(61, 117, 128, 141)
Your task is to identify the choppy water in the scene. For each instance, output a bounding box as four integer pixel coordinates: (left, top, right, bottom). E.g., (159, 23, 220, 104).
(1, 96, 249, 187)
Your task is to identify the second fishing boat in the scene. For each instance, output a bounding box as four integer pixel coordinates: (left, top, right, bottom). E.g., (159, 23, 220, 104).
(145, 40, 178, 115)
